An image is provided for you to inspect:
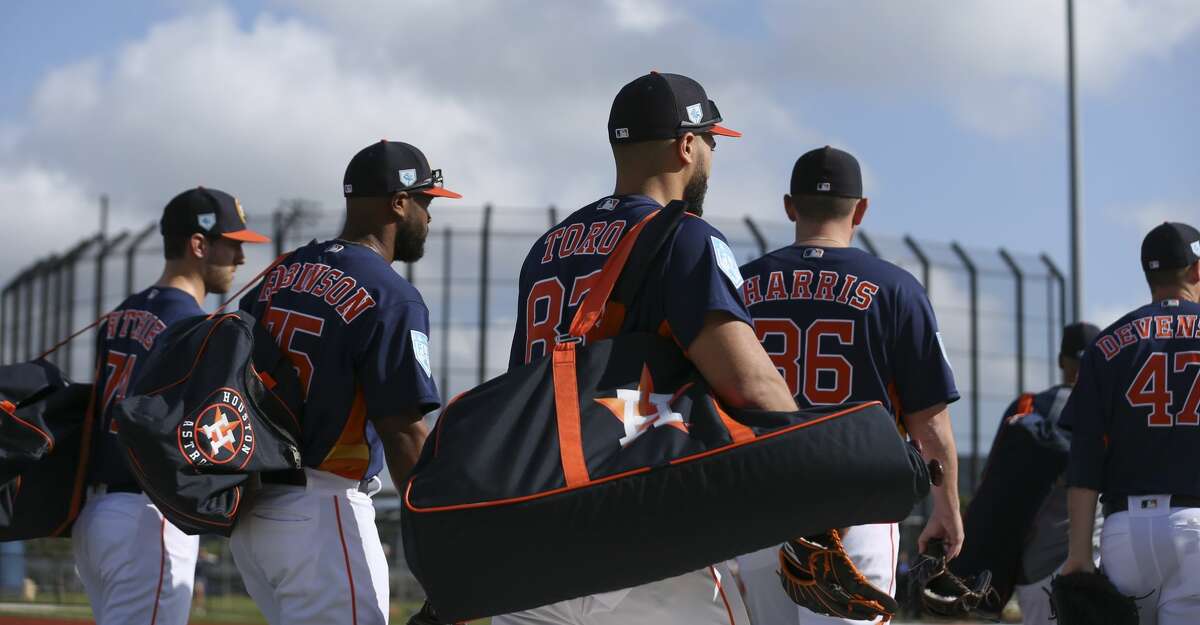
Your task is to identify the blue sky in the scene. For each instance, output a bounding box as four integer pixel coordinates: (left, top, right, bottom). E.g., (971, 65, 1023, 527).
(1, 0, 1197, 327)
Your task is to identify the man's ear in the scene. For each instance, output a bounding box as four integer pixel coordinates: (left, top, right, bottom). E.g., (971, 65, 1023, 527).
(391, 192, 411, 219)
(783, 194, 797, 223)
(189, 233, 209, 260)
(1189, 260, 1200, 284)
(676, 133, 697, 166)
(851, 197, 869, 227)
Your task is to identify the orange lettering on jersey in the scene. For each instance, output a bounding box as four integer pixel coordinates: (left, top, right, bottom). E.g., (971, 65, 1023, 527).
(559, 223, 585, 256)
(815, 271, 838, 301)
(104, 311, 123, 339)
(310, 269, 342, 298)
(1116, 323, 1136, 347)
(790, 270, 814, 300)
(278, 263, 302, 291)
(541, 227, 566, 263)
(292, 263, 325, 294)
(140, 319, 167, 350)
(323, 276, 357, 306)
(578, 222, 607, 255)
(741, 275, 763, 306)
(1097, 335, 1121, 361)
(1154, 316, 1173, 339)
(118, 310, 141, 338)
(849, 281, 879, 311)
(1132, 317, 1154, 339)
(334, 287, 377, 324)
(596, 221, 625, 254)
(765, 271, 788, 301)
(836, 274, 858, 304)
(1177, 315, 1197, 339)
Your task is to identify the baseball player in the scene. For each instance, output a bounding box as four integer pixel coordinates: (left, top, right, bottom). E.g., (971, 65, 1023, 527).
(234, 140, 459, 625)
(495, 71, 797, 625)
(73, 187, 269, 625)
(1001, 322, 1099, 625)
(734, 146, 962, 625)
(1060, 221, 1200, 625)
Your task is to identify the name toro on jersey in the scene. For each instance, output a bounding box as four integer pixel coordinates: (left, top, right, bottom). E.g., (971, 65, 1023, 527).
(509, 194, 750, 370)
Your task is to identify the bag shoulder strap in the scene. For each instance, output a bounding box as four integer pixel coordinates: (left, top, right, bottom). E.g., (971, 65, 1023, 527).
(566, 200, 687, 339)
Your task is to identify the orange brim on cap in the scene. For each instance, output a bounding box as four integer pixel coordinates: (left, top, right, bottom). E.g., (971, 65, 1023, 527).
(223, 229, 272, 243)
(709, 124, 742, 138)
(421, 187, 463, 199)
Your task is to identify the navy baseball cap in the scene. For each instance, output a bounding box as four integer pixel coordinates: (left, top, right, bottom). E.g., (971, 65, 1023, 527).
(1060, 322, 1099, 360)
(608, 72, 741, 144)
(160, 187, 269, 243)
(343, 140, 462, 199)
(791, 146, 863, 199)
(1141, 222, 1200, 272)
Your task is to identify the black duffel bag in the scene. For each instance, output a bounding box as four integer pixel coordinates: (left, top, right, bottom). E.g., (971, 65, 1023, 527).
(113, 309, 306, 536)
(0, 358, 92, 540)
(401, 202, 932, 621)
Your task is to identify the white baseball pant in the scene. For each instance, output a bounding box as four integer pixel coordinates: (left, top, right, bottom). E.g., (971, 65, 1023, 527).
(72, 490, 199, 625)
(491, 562, 750, 625)
(1099, 495, 1200, 625)
(735, 523, 899, 625)
(230, 468, 388, 625)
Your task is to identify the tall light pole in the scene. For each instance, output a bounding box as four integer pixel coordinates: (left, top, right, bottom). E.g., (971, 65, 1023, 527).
(1067, 0, 1082, 322)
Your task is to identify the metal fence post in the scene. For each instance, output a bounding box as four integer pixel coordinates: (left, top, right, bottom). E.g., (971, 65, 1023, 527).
(63, 236, 100, 378)
(743, 216, 768, 257)
(125, 222, 157, 296)
(950, 242, 980, 492)
(856, 229, 880, 256)
(998, 249, 1025, 395)
(39, 256, 56, 357)
(904, 235, 932, 299)
(23, 264, 37, 361)
(478, 204, 493, 385)
(441, 227, 452, 404)
(1041, 254, 1068, 386)
(548, 205, 558, 227)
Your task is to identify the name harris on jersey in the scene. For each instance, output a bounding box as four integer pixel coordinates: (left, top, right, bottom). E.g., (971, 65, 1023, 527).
(739, 267, 880, 311)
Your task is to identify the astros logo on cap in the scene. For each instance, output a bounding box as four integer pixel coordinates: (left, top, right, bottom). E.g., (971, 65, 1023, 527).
(178, 387, 255, 470)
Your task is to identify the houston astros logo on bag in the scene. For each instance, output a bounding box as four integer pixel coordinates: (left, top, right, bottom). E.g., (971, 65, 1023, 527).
(178, 387, 255, 469)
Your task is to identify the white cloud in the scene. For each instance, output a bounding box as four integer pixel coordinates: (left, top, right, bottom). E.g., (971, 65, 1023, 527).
(0, 165, 98, 272)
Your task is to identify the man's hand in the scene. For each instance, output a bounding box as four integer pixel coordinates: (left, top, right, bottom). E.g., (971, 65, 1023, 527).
(918, 503, 964, 559)
(371, 409, 429, 488)
(1060, 554, 1096, 575)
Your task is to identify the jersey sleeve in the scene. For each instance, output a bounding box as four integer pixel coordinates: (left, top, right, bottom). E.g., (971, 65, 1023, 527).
(891, 282, 960, 413)
(508, 262, 530, 371)
(1060, 349, 1106, 491)
(661, 218, 753, 348)
(357, 299, 441, 418)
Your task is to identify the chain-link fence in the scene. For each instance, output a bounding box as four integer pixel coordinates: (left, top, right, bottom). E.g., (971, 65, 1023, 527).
(0, 199, 1067, 615)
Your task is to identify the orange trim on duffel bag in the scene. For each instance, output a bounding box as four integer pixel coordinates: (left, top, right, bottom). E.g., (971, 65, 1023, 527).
(710, 396, 755, 444)
(568, 209, 660, 339)
(405, 401, 883, 513)
(1008, 393, 1035, 424)
(50, 361, 101, 537)
(552, 345, 589, 487)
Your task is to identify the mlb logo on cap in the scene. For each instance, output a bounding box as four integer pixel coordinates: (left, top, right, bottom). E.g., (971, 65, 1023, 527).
(817, 183, 831, 192)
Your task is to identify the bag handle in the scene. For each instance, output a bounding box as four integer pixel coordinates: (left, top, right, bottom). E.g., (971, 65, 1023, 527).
(33, 254, 290, 362)
(566, 200, 687, 340)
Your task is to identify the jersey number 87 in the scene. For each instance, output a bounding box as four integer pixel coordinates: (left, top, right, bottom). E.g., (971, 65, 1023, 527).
(1126, 351, 1200, 427)
(752, 318, 854, 405)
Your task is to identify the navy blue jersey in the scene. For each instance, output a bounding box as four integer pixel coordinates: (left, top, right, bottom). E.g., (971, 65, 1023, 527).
(240, 240, 441, 480)
(738, 245, 958, 416)
(508, 194, 751, 369)
(1061, 299, 1200, 498)
(90, 286, 204, 486)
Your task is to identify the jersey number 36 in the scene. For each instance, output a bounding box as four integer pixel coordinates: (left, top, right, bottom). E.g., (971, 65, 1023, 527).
(752, 318, 854, 405)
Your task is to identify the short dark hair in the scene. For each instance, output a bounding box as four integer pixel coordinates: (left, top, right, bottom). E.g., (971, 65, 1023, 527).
(163, 233, 214, 260)
(790, 194, 858, 222)
(1145, 264, 1192, 289)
